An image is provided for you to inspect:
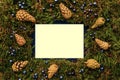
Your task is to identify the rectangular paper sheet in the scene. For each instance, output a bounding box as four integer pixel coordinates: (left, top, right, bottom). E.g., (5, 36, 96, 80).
(35, 24, 84, 58)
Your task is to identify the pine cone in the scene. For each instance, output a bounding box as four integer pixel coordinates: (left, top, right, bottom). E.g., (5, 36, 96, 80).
(59, 3, 72, 19)
(91, 17, 105, 29)
(48, 64, 58, 79)
(95, 38, 111, 50)
(15, 34, 26, 46)
(16, 10, 36, 23)
(12, 61, 28, 72)
(84, 59, 100, 69)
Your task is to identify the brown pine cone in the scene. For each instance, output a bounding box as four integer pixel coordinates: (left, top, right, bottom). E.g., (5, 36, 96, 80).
(95, 38, 111, 50)
(91, 17, 105, 29)
(15, 34, 26, 46)
(84, 59, 100, 69)
(59, 3, 72, 19)
(48, 64, 59, 79)
(12, 61, 28, 72)
(16, 10, 36, 23)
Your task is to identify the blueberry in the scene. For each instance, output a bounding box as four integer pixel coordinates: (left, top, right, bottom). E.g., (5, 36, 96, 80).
(30, 68, 33, 72)
(67, 72, 72, 76)
(18, 78, 22, 80)
(10, 35, 13, 38)
(12, 49, 16, 52)
(18, 3, 22, 7)
(106, 18, 110, 22)
(10, 52, 15, 56)
(86, 15, 89, 18)
(93, 2, 97, 6)
(8, 51, 11, 54)
(69, 5, 73, 9)
(42, 7, 46, 11)
(11, 13, 15, 17)
(50, 4, 54, 7)
(20, 26, 23, 29)
(55, 0, 58, 2)
(54, 73, 57, 77)
(12, 31, 16, 34)
(18, 1, 21, 4)
(73, 1, 76, 4)
(82, 4, 85, 7)
(45, 60, 48, 64)
(100, 67, 104, 70)
(89, 3, 92, 6)
(22, 2, 25, 5)
(79, 68, 84, 73)
(45, 75, 48, 79)
(92, 36, 95, 40)
(20, 6, 24, 8)
(9, 46, 13, 50)
(90, 9, 93, 12)
(43, 73, 46, 76)
(80, 6, 84, 10)
(89, 33, 93, 37)
(94, 13, 98, 17)
(34, 73, 38, 76)
(83, 2, 86, 6)
(84, 10, 86, 13)
(100, 49, 104, 53)
(71, 69, 75, 75)
(23, 27, 26, 30)
(23, 70, 27, 74)
(59, 75, 63, 79)
(41, 70, 45, 74)
(33, 75, 38, 79)
(100, 65, 104, 71)
(50, 4, 52, 7)
(73, 8, 76, 12)
(88, 9, 91, 12)
(71, 71, 75, 75)
(9, 59, 13, 63)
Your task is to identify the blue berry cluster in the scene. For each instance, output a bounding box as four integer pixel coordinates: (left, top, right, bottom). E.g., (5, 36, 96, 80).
(19, 26, 27, 30)
(10, 31, 16, 39)
(41, 69, 48, 79)
(66, 69, 76, 76)
(66, 58, 77, 63)
(79, 68, 84, 74)
(9, 46, 16, 56)
(80, 2, 86, 10)
(80, 1, 98, 18)
(18, 1, 25, 9)
(33, 73, 38, 79)
(89, 32, 96, 40)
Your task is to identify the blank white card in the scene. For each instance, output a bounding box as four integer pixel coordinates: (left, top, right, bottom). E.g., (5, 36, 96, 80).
(35, 24, 84, 58)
